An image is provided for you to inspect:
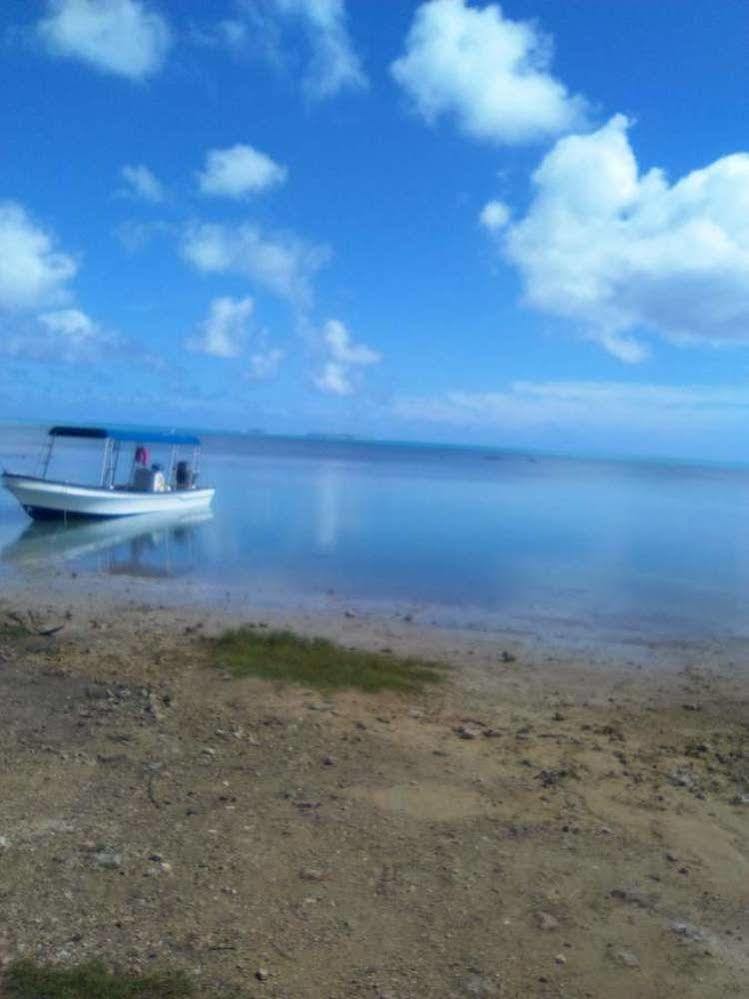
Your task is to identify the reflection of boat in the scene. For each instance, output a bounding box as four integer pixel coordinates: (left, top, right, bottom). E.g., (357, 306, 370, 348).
(2, 509, 213, 571)
(2, 425, 214, 520)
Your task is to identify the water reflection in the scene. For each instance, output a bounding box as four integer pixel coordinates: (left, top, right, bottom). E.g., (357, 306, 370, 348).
(2, 511, 213, 579)
(315, 462, 343, 552)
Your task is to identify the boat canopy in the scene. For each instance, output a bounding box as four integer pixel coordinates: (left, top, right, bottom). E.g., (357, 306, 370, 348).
(48, 425, 201, 447)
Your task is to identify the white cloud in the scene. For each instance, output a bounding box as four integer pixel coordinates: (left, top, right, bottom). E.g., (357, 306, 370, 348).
(479, 199, 510, 231)
(120, 163, 164, 202)
(314, 318, 380, 395)
(314, 360, 353, 396)
(39, 308, 100, 343)
(0, 201, 77, 311)
(37, 0, 172, 80)
(323, 317, 380, 365)
(394, 381, 749, 435)
(248, 346, 285, 380)
(256, 0, 366, 99)
(195, 1, 365, 99)
(1, 308, 118, 362)
(499, 115, 749, 360)
(181, 221, 330, 307)
(197, 144, 288, 199)
(186, 296, 254, 358)
(185, 297, 285, 375)
(0, 203, 124, 363)
(391, 0, 587, 145)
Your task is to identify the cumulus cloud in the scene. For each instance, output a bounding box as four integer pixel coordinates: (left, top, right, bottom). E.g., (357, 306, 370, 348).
(248, 346, 285, 380)
(498, 115, 749, 361)
(391, 0, 587, 145)
(314, 318, 380, 395)
(479, 199, 510, 231)
(37, 0, 172, 80)
(0, 201, 135, 365)
(393, 381, 749, 435)
(197, 144, 287, 199)
(0, 201, 77, 311)
(181, 220, 330, 307)
(119, 163, 164, 202)
(185, 297, 285, 377)
(186, 296, 254, 358)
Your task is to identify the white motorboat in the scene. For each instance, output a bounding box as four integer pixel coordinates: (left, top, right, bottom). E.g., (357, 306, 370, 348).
(2, 425, 214, 521)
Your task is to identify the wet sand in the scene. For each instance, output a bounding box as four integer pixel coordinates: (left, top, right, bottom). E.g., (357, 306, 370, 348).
(0, 581, 748, 997)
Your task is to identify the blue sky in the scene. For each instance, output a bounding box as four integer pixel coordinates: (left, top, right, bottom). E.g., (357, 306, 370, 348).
(1, 0, 749, 458)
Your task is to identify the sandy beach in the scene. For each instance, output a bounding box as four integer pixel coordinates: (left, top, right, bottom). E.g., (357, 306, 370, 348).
(0, 579, 747, 998)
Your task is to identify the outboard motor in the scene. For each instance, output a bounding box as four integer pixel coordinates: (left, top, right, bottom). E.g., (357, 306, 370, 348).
(176, 460, 192, 489)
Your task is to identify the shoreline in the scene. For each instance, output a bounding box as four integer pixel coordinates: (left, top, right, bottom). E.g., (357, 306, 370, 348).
(1, 586, 748, 996)
(3, 568, 749, 678)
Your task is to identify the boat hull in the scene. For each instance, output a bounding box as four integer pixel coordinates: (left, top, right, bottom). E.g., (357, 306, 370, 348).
(2, 473, 215, 520)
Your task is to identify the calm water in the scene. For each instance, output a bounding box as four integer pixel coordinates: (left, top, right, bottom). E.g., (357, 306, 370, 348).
(2, 425, 749, 643)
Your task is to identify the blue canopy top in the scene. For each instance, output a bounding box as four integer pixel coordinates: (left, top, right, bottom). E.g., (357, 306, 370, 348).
(49, 425, 201, 446)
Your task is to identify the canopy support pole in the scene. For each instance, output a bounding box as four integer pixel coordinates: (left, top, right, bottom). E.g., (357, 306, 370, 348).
(39, 437, 55, 479)
(99, 438, 112, 488)
(108, 440, 121, 489)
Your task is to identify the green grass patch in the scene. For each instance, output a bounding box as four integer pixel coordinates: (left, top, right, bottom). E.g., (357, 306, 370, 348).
(4, 960, 195, 999)
(210, 627, 445, 693)
(0, 624, 30, 640)
(0, 615, 33, 640)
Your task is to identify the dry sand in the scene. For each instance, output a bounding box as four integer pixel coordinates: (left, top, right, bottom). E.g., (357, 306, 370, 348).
(0, 582, 747, 997)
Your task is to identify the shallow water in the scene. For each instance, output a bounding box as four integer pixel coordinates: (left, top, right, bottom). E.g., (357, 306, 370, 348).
(3, 425, 749, 644)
